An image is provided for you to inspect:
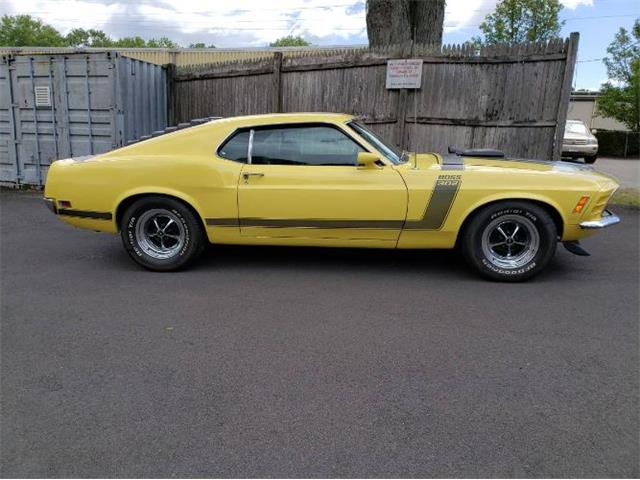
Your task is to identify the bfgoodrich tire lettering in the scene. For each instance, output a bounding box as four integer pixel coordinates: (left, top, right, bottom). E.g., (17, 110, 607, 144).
(121, 196, 205, 271)
(461, 201, 558, 281)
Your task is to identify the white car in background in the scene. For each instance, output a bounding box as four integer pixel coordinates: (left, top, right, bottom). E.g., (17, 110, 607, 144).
(562, 119, 599, 164)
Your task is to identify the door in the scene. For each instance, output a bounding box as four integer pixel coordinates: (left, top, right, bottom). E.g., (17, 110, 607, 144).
(237, 124, 407, 243)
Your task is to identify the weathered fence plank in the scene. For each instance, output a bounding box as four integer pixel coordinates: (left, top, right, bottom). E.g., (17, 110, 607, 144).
(170, 36, 578, 160)
(553, 33, 580, 161)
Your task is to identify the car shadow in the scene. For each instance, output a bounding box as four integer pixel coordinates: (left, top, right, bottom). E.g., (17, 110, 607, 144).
(100, 237, 574, 283)
(193, 244, 482, 281)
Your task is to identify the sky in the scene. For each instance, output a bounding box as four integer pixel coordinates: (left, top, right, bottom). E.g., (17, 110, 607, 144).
(1, 0, 638, 90)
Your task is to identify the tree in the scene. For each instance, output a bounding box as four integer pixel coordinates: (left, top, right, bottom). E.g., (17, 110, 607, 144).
(65, 28, 113, 47)
(0, 14, 65, 46)
(597, 19, 640, 131)
(366, 0, 445, 48)
(189, 42, 215, 48)
(146, 37, 180, 48)
(269, 35, 310, 47)
(474, 0, 564, 45)
(0, 13, 185, 49)
(110, 36, 179, 48)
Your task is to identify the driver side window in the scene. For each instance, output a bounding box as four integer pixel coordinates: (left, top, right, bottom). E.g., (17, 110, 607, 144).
(252, 125, 363, 166)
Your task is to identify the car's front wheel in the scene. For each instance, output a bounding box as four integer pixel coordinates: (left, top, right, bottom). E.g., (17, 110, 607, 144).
(461, 201, 558, 281)
(584, 155, 597, 164)
(120, 196, 205, 271)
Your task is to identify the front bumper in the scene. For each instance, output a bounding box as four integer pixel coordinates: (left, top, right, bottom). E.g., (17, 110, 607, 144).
(579, 209, 620, 229)
(561, 144, 598, 156)
(43, 197, 57, 214)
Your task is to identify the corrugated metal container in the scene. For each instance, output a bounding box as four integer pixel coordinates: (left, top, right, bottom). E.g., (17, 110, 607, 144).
(0, 46, 367, 67)
(0, 52, 167, 185)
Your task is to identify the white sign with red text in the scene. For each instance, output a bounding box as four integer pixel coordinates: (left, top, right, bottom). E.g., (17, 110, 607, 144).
(385, 59, 423, 89)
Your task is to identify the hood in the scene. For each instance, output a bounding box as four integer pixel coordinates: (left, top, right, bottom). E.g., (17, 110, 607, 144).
(460, 155, 618, 189)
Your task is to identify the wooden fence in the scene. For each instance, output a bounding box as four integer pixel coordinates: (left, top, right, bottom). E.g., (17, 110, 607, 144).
(169, 34, 578, 160)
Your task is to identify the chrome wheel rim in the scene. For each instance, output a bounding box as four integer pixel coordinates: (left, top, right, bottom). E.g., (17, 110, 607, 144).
(135, 209, 185, 260)
(481, 215, 540, 269)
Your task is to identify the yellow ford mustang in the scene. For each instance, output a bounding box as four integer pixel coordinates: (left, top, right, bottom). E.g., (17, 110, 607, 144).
(43, 113, 620, 281)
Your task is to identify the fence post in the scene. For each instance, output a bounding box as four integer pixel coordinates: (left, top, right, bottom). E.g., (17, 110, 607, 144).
(272, 52, 283, 113)
(552, 32, 579, 161)
(166, 62, 176, 126)
(394, 41, 413, 148)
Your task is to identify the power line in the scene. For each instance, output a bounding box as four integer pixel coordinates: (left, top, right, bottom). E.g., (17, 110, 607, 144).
(3, 5, 637, 34)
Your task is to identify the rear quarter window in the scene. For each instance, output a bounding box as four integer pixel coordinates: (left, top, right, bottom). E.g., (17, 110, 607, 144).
(218, 130, 250, 162)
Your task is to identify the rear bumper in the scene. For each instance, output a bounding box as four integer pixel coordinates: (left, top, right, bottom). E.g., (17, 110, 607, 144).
(43, 197, 57, 214)
(579, 209, 620, 229)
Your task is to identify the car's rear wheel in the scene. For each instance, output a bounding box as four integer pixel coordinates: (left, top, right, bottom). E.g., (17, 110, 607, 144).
(584, 155, 597, 164)
(461, 201, 558, 281)
(120, 196, 205, 271)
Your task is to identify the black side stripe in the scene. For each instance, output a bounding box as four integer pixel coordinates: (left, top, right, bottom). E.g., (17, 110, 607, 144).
(206, 218, 403, 229)
(404, 177, 461, 230)
(58, 209, 112, 220)
(205, 175, 461, 231)
(205, 218, 239, 227)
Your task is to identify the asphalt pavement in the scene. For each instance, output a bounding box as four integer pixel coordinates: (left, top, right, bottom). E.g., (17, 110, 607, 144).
(1, 190, 638, 477)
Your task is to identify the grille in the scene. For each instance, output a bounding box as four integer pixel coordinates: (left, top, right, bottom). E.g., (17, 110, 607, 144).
(34, 86, 51, 108)
(565, 138, 587, 145)
(592, 193, 612, 217)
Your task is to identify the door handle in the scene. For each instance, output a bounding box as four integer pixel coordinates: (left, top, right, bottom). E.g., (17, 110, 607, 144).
(243, 172, 264, 183)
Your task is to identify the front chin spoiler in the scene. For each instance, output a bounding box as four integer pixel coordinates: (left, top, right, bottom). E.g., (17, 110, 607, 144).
(563, 241, 590, 256)
(579, 209, 621, 229)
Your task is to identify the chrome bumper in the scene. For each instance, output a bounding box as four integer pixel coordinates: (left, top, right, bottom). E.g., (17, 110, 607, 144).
(579, 209, 620, 229)
(561, 144, 598, 155)
(43, 197, 57, 214)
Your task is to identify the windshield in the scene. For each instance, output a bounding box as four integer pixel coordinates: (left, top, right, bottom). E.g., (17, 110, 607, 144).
(347, 121, 406, 164)
(565, 121, 589, 135)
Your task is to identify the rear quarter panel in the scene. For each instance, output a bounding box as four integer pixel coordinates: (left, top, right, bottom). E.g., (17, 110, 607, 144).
(44, 122, 242, 237)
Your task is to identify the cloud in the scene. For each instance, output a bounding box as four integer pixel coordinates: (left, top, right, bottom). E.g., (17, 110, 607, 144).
(560, 0, 593, 9)
(0, 0, 597, 48)
(444, 0, 498, 32)
(0, 0, 368, 46)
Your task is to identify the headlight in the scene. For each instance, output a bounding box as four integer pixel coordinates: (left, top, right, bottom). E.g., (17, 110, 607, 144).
(588, 137, 598, 145)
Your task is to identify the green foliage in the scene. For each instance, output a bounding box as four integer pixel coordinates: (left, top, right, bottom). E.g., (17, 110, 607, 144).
(0, 14, 184, 49)
(145, 37, 179, 48)
(65, 28, 113, 47)
(112, 36, 151, 48)
(594, 129, 639, 157)
(0, 14, 65, 46)
(189, 42, 216, 48)
(596, 19, 640, 131)
(269, 35, 310, 47)
(473, 0, 564, 45)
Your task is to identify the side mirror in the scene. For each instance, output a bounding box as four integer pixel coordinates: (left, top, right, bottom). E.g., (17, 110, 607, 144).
(591, 128, 598, 134)
(357, 152, 382, 169)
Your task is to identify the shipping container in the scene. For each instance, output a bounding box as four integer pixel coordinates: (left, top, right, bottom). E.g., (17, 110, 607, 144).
(0, 52, 168, 185)
(0, 46, 367, 67)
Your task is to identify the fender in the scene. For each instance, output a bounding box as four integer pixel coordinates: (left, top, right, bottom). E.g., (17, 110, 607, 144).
(113, 186, 207, 230)
(455, 191, 567, 236)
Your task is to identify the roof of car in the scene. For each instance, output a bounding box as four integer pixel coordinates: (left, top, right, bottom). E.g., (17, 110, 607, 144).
(211, 112, 354, 128)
